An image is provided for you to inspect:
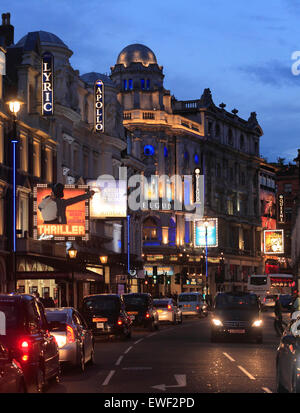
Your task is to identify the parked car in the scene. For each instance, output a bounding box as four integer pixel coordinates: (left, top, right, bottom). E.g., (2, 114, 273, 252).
(81, 294, 132, 339)
(276, 315, 300, 392)
(210, 292, 263, 343)
(0, 339, 26, 393)
(153, 298, 183, 324)
(0, 293, 60, 392)
(123, 293, 159, 331)
(177, 292, 208, 317)
(45, 308, 94, 372)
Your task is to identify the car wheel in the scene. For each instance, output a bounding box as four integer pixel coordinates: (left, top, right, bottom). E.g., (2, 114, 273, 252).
(88, 344, 95, 365)
(172, 315, 177, 325)
(77, 347, 85, 373)
(36, 366, 45, 393)
(276, 365, 287, 393)
(149, 320, 155, 331)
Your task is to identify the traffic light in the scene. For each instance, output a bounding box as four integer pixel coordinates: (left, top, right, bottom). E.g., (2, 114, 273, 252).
(175, 273, 181, 285)
(144, 274, 149, 285)
(158, 274, 164, 284)
(153, 266, 157, 284)
(166, 275, 171, 285)
(181, 268, 189, 285)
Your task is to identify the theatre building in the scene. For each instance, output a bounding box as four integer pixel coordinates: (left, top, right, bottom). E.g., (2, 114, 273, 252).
(0, 14, 143, 303)
(111, 43, 263, 296)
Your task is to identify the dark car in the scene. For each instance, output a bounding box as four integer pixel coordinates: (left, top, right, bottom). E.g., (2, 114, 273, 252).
(210, 292, 263, 343)
(0, 339, 26, 393)
(276, 318, 300, 393)
(123, 293, 159, 331)
(0, 293, 60, 392)
(45, 308, 94, 372)
(278, 294, 293, 311)
(81, 294, 132, 339)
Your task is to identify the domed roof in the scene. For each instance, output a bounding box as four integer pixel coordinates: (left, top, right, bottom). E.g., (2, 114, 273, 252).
(116, 44, 157, 67)
(15, 31, 69, 50)
(81, 72, 115, 87)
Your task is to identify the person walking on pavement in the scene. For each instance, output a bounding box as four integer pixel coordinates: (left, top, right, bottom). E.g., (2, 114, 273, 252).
(40, 292, 55, 308)
(274, 296, 284, 337)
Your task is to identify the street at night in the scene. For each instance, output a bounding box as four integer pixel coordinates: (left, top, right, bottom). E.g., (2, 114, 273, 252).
(46, 312, 280, 394)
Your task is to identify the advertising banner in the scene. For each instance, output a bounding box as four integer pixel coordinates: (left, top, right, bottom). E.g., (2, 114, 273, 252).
(94, 79, 104, 132)
(264, 230, 284, 254)
(34, 184, 91, 241)
(88, 180, 127, 218)
(194, 218, 218, 248)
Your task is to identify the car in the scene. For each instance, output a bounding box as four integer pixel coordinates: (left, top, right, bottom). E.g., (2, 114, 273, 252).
(0, 339, 26, 393)
(123, 293, 159, 331)
(153, 298, 183, 324)
(81, 294, 132, 339)
(276, 315, 300, 392)
(278, 294, 293, 311)
(0, 293, 60, 392)
(45, 308, 94, 372)
(262, 294, 277, 310)
(177, 292, 208, 318)
(210, 292, 263, 343)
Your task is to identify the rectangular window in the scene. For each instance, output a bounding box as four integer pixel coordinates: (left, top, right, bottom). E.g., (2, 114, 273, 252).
(0, 123, 3, 164)
(227, 199, 233, 215)
(146, 79, 150, 90)
(123, 79, 128, 91)
(33, 141, 40, 177)
(128, 79, 133, 90)
(140, 79, 145, 90)
(284, 183, 292, 193)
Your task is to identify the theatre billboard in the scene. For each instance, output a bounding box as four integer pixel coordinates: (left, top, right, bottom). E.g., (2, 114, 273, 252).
(34, 184, 90, 241)
(194, 218, 218, 248)
(88, 180, 127, 218)
(264, 230, 284, 254)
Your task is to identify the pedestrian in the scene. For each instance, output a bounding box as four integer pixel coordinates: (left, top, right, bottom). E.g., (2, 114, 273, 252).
(274, 296, 284, 337)
(291, 291, 300, 315)
(40, 292, 55, 308)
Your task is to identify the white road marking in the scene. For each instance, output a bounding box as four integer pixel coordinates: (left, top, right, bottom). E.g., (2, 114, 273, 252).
(223, 352, 235, 362)
(102, 370, 115, 386)
(115, 356, 123, 366)
(152, 374, 187, 391)
(134, 338, 144, 345)
(262, 387, 272, 393)
(238, 365, 256, 380)
(147, 333, 157, 338)
(124, 346, 133, 354)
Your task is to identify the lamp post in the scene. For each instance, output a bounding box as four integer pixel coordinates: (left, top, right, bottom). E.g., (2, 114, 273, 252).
(7, 98, 23, 292)
(68, 246, 77, 307)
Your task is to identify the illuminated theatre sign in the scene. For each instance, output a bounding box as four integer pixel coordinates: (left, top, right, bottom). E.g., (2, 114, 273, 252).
(264, 230, 284, 255)
(42, 52, 54, 116)
(33, 184, 90, 241)
(194, 218, 218, 248)
(94, 79, 104, 132)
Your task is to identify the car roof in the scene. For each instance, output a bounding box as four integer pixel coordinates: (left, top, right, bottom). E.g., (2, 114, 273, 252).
(0, 293, 35, 302)
(83, 294, 121, 299)
(45, 307, 73, 313)
(123, 293, 150, 296)
(179, 292, 202, 295)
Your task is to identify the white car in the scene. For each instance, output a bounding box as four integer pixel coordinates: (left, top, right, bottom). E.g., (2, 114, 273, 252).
(153, 298, 183, 324)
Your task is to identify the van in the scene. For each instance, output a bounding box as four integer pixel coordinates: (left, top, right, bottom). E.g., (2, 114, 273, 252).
(178, 292, 208, 317)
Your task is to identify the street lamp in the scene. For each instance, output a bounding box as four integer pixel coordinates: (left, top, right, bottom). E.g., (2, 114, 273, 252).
(6, 97, 23, 291)
(68, 246, 77, 307)
(99, 255, 108, 264)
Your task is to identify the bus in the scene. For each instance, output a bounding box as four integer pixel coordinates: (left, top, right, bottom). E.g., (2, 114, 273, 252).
(247, 273, 295, 302)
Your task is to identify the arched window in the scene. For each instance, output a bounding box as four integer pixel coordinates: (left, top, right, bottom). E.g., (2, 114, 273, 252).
(141, 79, 145, 90)
(240, 134, 244, 150)
(215, 123, 220, 137)
(143, 217, 159, 241)
(228, 129, 233, 146)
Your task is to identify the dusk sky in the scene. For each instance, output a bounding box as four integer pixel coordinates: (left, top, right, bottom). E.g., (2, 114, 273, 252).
(2, 0, 300, 163)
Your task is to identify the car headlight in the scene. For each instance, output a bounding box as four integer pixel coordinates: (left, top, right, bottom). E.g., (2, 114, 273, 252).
(252, 320, 263, 327)
(212, 319, 223, 326)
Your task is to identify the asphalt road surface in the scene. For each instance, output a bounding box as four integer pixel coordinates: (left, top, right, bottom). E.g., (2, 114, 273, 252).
(46, 310, 285, 393)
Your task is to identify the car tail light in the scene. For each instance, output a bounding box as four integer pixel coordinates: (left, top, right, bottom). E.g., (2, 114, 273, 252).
(117, 318, 123, 325)
(167, 305, 172, 311)
(19, 339, 30, 362)
(66, 325, 75, 343)
(196, 306, 200, 310)
(145, 313, 150, 319)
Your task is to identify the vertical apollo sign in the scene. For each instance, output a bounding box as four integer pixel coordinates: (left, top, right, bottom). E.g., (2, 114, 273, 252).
(94, 79, 104, 132)
(42, 52, 54, 116)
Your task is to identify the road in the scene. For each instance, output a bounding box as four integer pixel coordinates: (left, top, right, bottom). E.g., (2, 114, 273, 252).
(46, 310, 284, 393)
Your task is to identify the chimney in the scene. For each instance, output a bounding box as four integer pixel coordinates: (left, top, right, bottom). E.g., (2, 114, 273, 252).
(0, 13, 14, 47)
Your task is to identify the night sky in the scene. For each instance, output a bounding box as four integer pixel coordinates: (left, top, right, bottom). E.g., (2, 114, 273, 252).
(2, 0, 300, 163)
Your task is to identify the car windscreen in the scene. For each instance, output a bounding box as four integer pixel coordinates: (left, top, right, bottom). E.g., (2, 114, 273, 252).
(0, 302, 19, 334)
(45, 311, 68, 322)
(82, 297, 120, 315)
(250, 277, 267, 286)
(215, 295, 259, 310)
(153, 301, 169, 308)
(178, 295, 198, 303)
(123, 295, 148, 310)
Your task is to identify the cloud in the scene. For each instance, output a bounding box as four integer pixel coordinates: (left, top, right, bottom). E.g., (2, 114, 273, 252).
(239, 59, 300, 87)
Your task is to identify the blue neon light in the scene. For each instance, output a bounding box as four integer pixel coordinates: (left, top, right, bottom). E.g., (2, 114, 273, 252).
(144, 145, 155, 156)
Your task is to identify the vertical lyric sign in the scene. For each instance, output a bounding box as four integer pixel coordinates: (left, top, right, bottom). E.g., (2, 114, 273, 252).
(94, 79, 104, 132)
(42, 52, 54, 116)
